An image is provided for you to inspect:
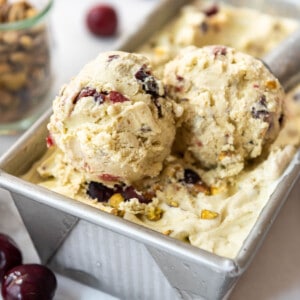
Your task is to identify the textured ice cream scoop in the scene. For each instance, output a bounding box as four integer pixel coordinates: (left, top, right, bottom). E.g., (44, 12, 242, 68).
(48, 51, 177, 184)
(164, 46, 284, 178)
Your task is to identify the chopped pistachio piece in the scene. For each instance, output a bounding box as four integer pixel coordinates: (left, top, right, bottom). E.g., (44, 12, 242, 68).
(146, 207, 163, 221)
(169, 200, 179, 207)
(200, 209, 219, 220)
(163, 229, 173, 236)
(108, 193, 124, 209)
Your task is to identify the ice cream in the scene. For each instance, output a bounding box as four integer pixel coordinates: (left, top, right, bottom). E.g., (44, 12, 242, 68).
(138, 2, 298, 77)
(48, 51, 178, 184)
(22, 2, 300, 259)
(164, 45, 284, 178)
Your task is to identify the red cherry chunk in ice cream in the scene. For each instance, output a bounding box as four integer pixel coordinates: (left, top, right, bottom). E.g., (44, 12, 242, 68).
(74, 88, 129, 105)
(1, 264, 57, 300)
(203, 4, 219, 17)
(87, 182, 152, 204)
(109, 91, 129, 103)
(99, 174, 121, 182)
(183, 169, 201, 184)
(120, 186, 151, 204)
(74, 87, 107, 104)
(86, 4, 118, 36)
(87, 181, 115, 202)
(46, 135, 54, 148)
(135, 66, 160, 97)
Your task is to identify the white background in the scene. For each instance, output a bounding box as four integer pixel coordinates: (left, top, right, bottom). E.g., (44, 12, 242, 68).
(0, 0, 300, 299)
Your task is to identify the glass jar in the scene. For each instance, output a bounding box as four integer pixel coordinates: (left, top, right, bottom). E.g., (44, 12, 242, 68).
(0, 0, 53, 134)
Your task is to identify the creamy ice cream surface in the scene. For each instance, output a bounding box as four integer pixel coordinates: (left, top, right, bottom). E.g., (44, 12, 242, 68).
(48, 51, 178, 184)
(139, 1, 298, 77)
(23, 2, 300, 259)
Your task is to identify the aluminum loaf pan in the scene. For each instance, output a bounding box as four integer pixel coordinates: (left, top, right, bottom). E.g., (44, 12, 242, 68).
(1, 0, 300, 299)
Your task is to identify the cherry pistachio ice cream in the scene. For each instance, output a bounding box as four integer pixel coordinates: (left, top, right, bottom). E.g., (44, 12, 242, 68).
(23, 2, 300, 259)
(164, 46, 285, 178)
(48, 51, 179, 184)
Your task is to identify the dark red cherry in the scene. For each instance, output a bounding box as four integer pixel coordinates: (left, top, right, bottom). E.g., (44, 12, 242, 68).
(109, 91, 129, 103)
(183, 169, 201, 184)
(135, 66, 160, 97)
(74, 87, 107, 105)
(0, 233, 22, 280)
(1, 264, 57, 300)
(86, 4, 118, 37)
(121, 186, 151, 204)
(203, 4, 219, 17)
(87, 181, 115, 202)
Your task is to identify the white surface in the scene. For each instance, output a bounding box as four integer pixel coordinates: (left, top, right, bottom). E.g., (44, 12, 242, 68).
(0, 0, 300, 299)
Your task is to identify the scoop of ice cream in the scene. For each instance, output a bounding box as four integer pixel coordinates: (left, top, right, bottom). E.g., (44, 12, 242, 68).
(164, 46, 284, 178)
(48, 51, 177, 184)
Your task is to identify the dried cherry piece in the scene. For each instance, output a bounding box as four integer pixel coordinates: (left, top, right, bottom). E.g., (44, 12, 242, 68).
(135, 67, 151, 81)
(203, 5, 219, 17)
(251, 107, 270, 122)
(135, 66, 160, 97)
(107, 54, 120, 62)
(99, 174, 120, 182)
(213, 46, 227, 56)
(46, 135, 54, 148)
(87, 181, 115, 202)
(74, 87, 107, 104)
(181, 169, 210, 195)
(76, 87, 97, 99)
(259, 95, 267, 107)
(135, 65, 164, 118)
(121, 186, 151, 204)
(114, 185, 152, 204)
(183, 169, 201, 184)
(109, 91, 129, 103)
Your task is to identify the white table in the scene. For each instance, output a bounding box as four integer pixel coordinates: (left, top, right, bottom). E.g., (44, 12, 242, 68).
(1, 1, 300, 299)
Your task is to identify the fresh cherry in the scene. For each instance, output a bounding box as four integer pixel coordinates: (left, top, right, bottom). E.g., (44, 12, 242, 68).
(1, 264, 57, 300)
(0, 233, 22, 280)
(86, 4, 118, 37)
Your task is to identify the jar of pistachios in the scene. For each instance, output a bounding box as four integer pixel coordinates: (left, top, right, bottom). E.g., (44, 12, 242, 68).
(0, 0, 53, 134)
